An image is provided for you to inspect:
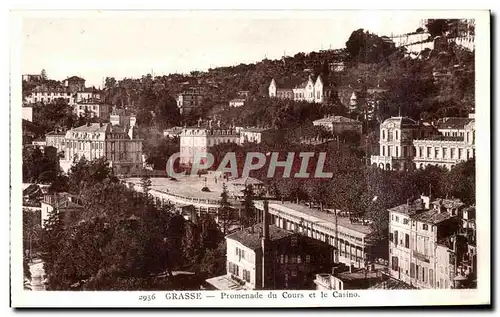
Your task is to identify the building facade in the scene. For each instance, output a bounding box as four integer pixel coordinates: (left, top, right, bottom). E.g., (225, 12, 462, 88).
(75, 101, 110, 119)
(40, 193, 84, 228)
(254, 200, 385, 269)
(176, 89, 204, 115)
(25, 86, 77, 105)
(45, 131, 67, 158)
(313, 115, 362, 135)
(371, 116, 475, 171)
(179, 124, 240, 165)
(388, 196, 469, 289)
(239, 128, 276, 144)
(207, 201, 334, 290)
(61, 123, 143, 175)
(62, 76, 86, 92)
(269, 75, 324, 103)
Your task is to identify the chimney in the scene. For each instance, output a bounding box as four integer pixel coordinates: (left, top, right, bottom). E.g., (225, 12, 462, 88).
(261, 200, 270, 289)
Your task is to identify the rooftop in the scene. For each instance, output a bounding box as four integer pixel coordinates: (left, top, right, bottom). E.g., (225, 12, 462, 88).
(433, 198, 465, 210)
(411, 209, 456, 225)
(241, 127, 272, 133)
(229, 176, 264, 187)
(436, 117, 473, 130)
(65, 76, 85, 82)
(71, 123, 111, 133)
(264, 201, 374, 235)
(313, 115, 361, 124)
(415, 135, 464, 142)
(383, 116, 419, 126)
(226, 223, 294, 250)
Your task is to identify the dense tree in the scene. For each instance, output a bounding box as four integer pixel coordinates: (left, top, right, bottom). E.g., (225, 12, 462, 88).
(218, 183, 238, 235)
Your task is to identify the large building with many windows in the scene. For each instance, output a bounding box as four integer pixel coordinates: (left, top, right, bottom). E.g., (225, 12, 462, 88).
(179, 121, 240, 166)
(371, 116, 475, 170)
(60, 122, 143, 176)
(388, 195, 475, 289)
(176, 89, 204, 115)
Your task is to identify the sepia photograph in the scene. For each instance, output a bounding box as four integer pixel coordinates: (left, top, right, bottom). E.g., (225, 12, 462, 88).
(10, 9, 490, 308)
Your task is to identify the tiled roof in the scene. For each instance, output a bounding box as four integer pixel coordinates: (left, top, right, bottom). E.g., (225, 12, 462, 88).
(72, 123, 110, 133)
(388, 199, 426, 216)
(383, 116, 419, 126)
(241, 127, 272, 133)
(410, 209, 456, 224)
(436, 117, 473, 130)
(229, 176, 264, 186)
(226, 223, 294, 250)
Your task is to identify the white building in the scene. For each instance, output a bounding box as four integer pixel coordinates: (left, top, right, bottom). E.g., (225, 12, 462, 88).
(229, 98, 245, 108)
(269, 75, 324, 103)
(179, 122, 239, 165)
(313, 115, 362, 135)
(370, 116, 475, 171)
(25, 86, 77, 106)
(239, 128, 275, 144)
(75, 101, 110, 119)
(388, 196, 467, 289)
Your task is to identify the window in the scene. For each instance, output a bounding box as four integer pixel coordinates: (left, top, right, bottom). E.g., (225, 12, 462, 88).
(422, 267, 426, 283)
(280, 254, 284, 264)
(395, 147, 399, 157)
(395, 130, 399, 140)
(434, 147, 440, 158)
(403, 218, 409, 225)
(410, 263, 415, 278)
(284, 255, 288, 263)
(416, 265, 419, 279)
(427, 147, 431, 158)
(442, 148, 447, 159)
(297, 255, 302, 264)
(429, 269, 434, 287)
(291, 236, 298, 247)
(388, 131, 394, 141)
(291, 255, 296, 264)
(243, 269, 251, 282)
(403, 146, 407, 158)
(422, 224, 429, 231)
(405, 234, 410, 248)
(389, 232, 394, 242)
(419, 147, 424, 158)
(382, 130, 386, 140)
(458, 148, 463, 159)
(451, 148, 455, 159)
(382, 146, 385, 156)
(394, 231, 398, 246)
(467, 149, 471, 159)
(305, 255, 311, 264)
(391, 256, 399, 271)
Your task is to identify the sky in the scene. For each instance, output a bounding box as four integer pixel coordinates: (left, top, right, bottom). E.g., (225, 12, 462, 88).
(20, 11, 424, 87)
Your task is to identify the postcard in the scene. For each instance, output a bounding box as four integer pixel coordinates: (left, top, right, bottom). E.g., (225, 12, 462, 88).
(10, 9, 490, 308)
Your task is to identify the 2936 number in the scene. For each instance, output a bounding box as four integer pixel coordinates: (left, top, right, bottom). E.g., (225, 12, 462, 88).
(139, 294, 156, 301)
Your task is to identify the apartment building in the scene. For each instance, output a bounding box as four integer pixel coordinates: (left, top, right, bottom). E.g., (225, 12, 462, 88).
(179, 121, 239, 165)
(176, 89, 204, 115)
(388, 195, 473, 289)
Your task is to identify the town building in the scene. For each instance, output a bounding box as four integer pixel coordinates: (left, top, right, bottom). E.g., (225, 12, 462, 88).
(329, 62, 346, 72)
(313, 115, 362, 135)
(75, 101, 111, 119)
(388, 195, 475, 289)
(237, 90, 250, 98)
(45, 131, 67, 158)
(40, 193, 84, 228)
(370, 116, 444, 171)
(76, 87, 102, 103)
(25, 86, 77, 105)
(60, 123, 143, 176)
(163, 127, 183, 139)
(62, 76, 86, 92)
(109, 109, 137, 129)
(269, 75, 324, 103)
(254, 200, 385, 269)
(314, 265, 382, 290)
(179, 121, 239, 165)
(229, 98, 246, 108)
(22, 74, 43, 82)
(206, 201, 334, 290)
(176, 89, 204, 115)
(239, 127, 276, 144)
(22, 107, 33, 122)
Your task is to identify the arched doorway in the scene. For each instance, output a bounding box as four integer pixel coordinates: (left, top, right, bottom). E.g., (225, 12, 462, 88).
(385, 163, 391, 170)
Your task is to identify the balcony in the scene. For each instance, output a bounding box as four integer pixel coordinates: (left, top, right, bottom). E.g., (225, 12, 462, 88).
(412, 251, 430, 263)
